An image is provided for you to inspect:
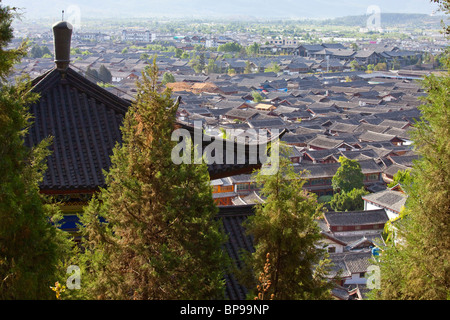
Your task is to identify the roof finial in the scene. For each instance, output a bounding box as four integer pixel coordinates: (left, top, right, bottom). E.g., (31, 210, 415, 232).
(62, 10, 65, 21)
(53, 19, 73, 74)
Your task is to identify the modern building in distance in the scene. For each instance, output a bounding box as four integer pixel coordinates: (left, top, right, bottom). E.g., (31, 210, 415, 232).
(121, 29, 151, 43)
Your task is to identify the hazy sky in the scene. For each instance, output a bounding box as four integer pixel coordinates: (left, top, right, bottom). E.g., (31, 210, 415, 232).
(3, 0, 443, 20)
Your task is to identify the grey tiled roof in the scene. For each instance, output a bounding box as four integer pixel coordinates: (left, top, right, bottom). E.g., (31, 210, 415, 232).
(248, 118, 287, 129)
(328, 122, 359, 133)
(388, 155, 419, 167)
(224, 108, 259, 120)
(329, 251, 374, 276)
(358, 130, 398, 142)
(307, 135, 345, 149)
(362, 189, 407, 213)
(383, 163, 410, 177)
(332, 285, 350, 300)
(324, 209, 389, 227)
(217, 205, 255, 300)
(341, 251, 374, 274)
(26, 67, 129, 191)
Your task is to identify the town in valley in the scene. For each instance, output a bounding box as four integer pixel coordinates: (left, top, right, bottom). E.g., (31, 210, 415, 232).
(3, 0, 449, 302)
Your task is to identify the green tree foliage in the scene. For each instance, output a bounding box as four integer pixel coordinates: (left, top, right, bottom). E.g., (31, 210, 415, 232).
(350, 60, 362, 71)
(369, 52, 450, 300)
(161, 71, 175, 85)
(29, 44, 52, 59)
(0, 4, 72, 299)
(98, 65, 112, 83)
(374, 62, 387, 71)
(367, 1, 450, 300)
(218, 42, 242, 53)
(329, 187, 368, 212)
(432, 0, 450, 34)
(0, 8, 27, 78)
(350, 43, 359, 51)
(85, 66, 99, 82)
(77, 60, 229, 300)
(198, 52, 206, 72)
(238, 46, 247, 59)
(240, 146, 333, 300)
(329, 157, 367, 212)
(244, 61, 253, 74)
(194, 44, 206, 52)
(387, 169, 412, 188)
(331, 157, 365, 193)
(189, 54, 205, 73)
(251, 90, 264, 103)
(175, 48, 183, 58)
(70, 47, 82, 55)
(246, 42, 260, 57)
(206, 58, 219, 74)
(390, 57, 401, 70)
(140, 53, 149, 60)
(265, 62, 280, 73)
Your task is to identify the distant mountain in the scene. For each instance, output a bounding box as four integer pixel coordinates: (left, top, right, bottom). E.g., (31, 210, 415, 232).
(323, 13, 446, 27)
(5, 0, 442, 20)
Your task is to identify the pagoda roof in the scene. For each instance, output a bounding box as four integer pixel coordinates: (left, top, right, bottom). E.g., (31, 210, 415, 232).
(26, 67, 282, 193)
(26, 67, 128, 193)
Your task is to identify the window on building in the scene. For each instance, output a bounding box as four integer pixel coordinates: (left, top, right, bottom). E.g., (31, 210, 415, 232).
(221, 185, 233, 192)
(311, 179, 324, 186)
(237, 184, 249, 191)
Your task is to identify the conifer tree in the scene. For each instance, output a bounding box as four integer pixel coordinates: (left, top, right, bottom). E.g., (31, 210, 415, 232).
(369, 54, 450, 300)
(98, 64, 112, 83)
(241, 146, 333, 300)
(85, 66, 98, 82)
(0, 4, 73, 299)
(369, 1, 450, 299)
(78, 59, 229, 300)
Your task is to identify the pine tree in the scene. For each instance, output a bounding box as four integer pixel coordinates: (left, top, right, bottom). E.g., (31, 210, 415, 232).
(241, 146, 333, 300)
(85, 66, 98, 82)
(369, 53, 450, 300)
(98, 64, 112, 83)
(369, 1, 450, 298)
(29, 45, 43, 58)
(198, 53, 205, 73)
(0, 4, 73, 299)
(78, 59, 229, 300)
